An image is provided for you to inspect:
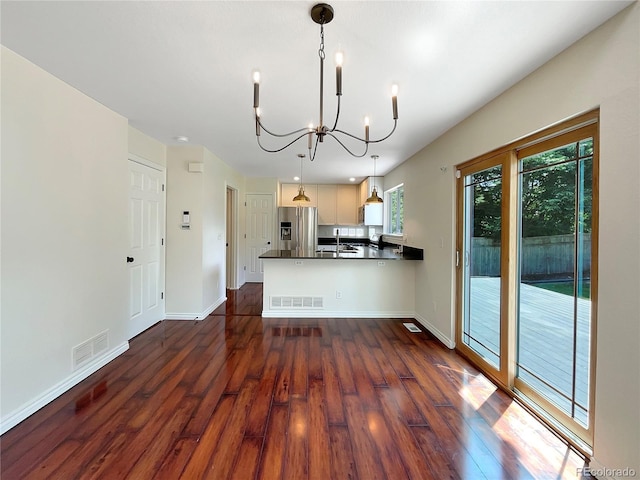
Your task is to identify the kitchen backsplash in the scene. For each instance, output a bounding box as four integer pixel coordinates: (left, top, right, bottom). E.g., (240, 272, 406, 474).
(317, 225, 382, 238)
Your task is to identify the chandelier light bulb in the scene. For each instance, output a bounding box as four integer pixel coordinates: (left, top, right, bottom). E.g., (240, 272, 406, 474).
(364, 116, 370, 143)
(335, 51, 343, 66)
(253, 71, 260, 109)
(391, 84, 399, 120)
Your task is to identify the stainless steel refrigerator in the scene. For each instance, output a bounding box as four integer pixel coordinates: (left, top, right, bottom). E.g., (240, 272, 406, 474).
(277, 206, 318, 251)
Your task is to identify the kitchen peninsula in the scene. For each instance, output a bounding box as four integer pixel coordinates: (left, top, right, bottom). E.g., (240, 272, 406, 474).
(259, 245, 423, 318)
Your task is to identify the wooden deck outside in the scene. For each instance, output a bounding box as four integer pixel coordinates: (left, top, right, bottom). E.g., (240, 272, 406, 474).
(466, 277, 591, 425)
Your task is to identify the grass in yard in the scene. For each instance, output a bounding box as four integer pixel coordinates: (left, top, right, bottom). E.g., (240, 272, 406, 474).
(530, 281, 590, 299)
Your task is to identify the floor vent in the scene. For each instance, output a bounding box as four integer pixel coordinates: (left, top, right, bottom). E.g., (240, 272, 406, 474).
(403, 322, 422, 333)
(72, 330, 109, 370)
(270, 296, 324, 309)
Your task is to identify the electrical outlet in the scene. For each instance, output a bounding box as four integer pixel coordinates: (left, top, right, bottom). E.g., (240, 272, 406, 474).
(378, 261, 386, 267)
(336, 291, 343, 299)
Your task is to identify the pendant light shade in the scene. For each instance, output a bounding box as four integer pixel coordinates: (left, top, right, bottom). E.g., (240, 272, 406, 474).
(365, 154, 383, 204)
(293, 154, 311, 203)
(293, 185, 311, 203)
(366, 186, 383, 204)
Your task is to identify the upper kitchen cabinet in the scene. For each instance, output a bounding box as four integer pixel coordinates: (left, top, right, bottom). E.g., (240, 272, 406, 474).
(318, 184, 359, 225)
(317, 185, 337, 224)
(281, 183, 358, 224)
(336, 185, 358, 225)
(280, 183, 318, 207)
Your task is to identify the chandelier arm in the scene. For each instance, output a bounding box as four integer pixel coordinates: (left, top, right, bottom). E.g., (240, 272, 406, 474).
(328, 95, 341, 132)
(308, 134, 321, 161)
(325, 132, 369, 158)
(366, 120, 398, 143)
(256, 132, 310, 154)
(256, 116, 310, 138)
(332, 119, 397, 144)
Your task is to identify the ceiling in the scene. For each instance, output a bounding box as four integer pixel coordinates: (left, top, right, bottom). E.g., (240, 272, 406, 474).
(1, 1, 632, 184)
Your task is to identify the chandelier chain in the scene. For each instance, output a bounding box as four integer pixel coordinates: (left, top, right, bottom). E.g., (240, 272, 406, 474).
(319, 24, 325, 60)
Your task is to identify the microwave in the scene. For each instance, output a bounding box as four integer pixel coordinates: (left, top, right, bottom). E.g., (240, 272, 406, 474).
(358, 203, 383, 225)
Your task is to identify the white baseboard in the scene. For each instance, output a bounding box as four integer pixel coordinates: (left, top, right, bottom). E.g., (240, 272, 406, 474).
(261, 309, 415, 318)
(0, 341, 129, 435)
(414, 313, 455, 348)
(165, 296, 226, 321)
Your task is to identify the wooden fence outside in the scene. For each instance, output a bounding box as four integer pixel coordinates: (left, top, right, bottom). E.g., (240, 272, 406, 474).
(471, 233, 591, 279)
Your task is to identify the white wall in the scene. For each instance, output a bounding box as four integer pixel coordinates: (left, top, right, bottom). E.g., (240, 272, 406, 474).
(128, 125, 167, 167)
(262, 259, 416, 318)
(385, 4, 639, 473)
(202, 148, 244, 308)
(1, 47, 130, 431)
(165, 145, 246, 318)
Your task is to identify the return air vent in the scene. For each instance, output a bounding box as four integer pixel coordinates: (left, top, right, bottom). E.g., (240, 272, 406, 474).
(270, 296, 324, 309)
(72, 330, 110, 370)
(403, 322, 422, 333)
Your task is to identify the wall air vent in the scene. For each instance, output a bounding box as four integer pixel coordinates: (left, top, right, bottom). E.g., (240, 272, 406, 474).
(270, 296, 324, 309)
(72, 330, 110, 370)
(73, 341, 93, 370)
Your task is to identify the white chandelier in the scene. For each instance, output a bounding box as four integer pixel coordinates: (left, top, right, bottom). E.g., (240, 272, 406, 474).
(252, 3, 398, 161)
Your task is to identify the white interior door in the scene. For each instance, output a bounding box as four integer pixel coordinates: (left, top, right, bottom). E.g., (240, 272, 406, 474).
(245, 194, 273, 282)
(128, 159, 165, 338)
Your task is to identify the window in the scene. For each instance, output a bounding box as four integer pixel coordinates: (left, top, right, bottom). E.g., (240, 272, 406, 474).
(385, 184, 404, 234)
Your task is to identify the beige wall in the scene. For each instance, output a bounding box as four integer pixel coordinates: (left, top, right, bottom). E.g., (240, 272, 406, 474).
(128, 125, 167, 167)
(165, 145, 248, 317)
(1, 47, 130, 430)
(386, 4, 639, 472)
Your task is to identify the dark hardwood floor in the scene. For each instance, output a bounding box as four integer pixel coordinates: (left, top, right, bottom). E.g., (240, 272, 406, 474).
(1, 283, 591, 479)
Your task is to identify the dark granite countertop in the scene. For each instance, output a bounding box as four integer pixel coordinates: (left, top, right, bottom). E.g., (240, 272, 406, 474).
(259, 245, 423, 261)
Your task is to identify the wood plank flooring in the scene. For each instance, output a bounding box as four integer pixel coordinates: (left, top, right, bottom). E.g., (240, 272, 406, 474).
(0, 283, 592, 479)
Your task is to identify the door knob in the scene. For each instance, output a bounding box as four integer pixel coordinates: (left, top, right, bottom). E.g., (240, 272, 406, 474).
(127, 256, 134, 263)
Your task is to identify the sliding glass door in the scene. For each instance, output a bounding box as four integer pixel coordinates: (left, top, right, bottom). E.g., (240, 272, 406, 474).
(456, 112, 598, 448)
(457, 154, 513, 384)
(515, 127, 596, 441)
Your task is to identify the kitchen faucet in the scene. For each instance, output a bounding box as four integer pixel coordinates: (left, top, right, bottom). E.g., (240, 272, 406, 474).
(335, 228, 340, 252)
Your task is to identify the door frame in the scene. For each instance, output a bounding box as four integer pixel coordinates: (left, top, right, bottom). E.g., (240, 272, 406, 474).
(455, 152, 517, 389)
(226, 185, 238, 289)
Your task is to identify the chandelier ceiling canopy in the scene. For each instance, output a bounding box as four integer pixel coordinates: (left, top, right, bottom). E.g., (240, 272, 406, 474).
(253, 3, 398, 162)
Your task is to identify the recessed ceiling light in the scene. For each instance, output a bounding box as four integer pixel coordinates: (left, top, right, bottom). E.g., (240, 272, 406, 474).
(175, 136, 189, 143)
(349, 177, 356, 182)
(294, 176, 300, 181)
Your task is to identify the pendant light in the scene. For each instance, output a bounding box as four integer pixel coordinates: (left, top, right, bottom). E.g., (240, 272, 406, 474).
(366, 154, 383, 204)
(292, 153, 311, 203)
